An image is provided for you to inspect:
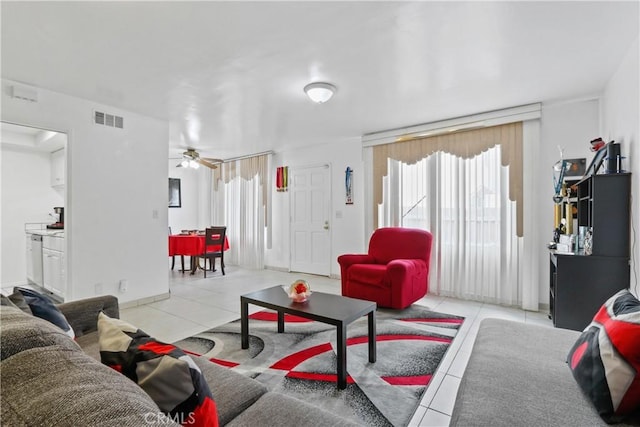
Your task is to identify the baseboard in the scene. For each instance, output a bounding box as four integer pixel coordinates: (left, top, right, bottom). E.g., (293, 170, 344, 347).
(264, 265, 289, 273)
(264, 266, 340, 281)
(120, 292, 171, 309)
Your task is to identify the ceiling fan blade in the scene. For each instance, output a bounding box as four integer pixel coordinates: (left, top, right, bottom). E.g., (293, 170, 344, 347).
(202, 157, 224, 163)
(196, 158, 219, 169)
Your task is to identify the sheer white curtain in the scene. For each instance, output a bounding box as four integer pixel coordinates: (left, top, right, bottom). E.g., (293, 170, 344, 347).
(379, 146, 522, 306)
(210, 155, 268, 269)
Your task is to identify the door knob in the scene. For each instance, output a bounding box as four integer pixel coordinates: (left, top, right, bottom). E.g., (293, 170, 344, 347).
(323, 221, 329, 230)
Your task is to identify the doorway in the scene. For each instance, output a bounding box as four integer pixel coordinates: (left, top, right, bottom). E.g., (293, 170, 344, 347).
(0, 122, 67, 290)
(289, 164, 332, 276)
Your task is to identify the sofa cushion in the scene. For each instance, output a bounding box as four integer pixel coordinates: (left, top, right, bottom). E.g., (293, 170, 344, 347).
(76, 331, 100, 361)
(98, 313, 218, 427)
(57, 295, 119, 337)
(190, 356, 268, 426)
(0, 305, 80, 361)
(450, 318, 605, 426)
(2, 291, 32, 314)
(14, 287, 74, 338)
(0, 344, 176, 426)
(567, 289, 640, 423)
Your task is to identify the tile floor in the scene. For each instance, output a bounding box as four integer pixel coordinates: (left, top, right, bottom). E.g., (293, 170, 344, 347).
(5, 266, 552, 426)
(125, 266, 553, 426)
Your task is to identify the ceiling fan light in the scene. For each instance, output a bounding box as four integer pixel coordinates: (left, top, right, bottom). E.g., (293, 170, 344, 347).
(189, 160, 199, 169)
(180, 159, 189, 168)
(304, 82, 336, 104)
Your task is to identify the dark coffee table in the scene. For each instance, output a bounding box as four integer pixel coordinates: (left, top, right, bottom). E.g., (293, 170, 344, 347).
(240, 285, 376, 389)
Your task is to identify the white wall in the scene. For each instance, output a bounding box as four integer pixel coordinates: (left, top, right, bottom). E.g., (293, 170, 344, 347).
(537, 98, 600, 305)
(1, 148, 64, 286)
(167, 160, 204, 233)
(265, 137, 365, 278)
(601, 36, 640, 297)
(1, 79, 170, 304)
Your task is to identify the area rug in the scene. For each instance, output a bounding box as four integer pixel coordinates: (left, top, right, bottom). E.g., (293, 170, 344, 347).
(174, 305, 464, 426)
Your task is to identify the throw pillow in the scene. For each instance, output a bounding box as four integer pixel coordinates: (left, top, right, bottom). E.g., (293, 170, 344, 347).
(567, 289, 640, 423)
(14, 287, 73, 338)
(98, 313, 218, 427)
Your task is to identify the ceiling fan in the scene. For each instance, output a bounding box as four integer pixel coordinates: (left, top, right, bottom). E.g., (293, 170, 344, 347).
(176, 148, 223, 170)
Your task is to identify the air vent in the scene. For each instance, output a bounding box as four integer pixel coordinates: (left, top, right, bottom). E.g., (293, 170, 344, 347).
(93, 110, 124, 129)
(10, 85, 38, 102)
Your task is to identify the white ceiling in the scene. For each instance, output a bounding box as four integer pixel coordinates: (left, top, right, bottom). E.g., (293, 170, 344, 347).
(1, 122, 66, 153)
(1, 1, 638, 159)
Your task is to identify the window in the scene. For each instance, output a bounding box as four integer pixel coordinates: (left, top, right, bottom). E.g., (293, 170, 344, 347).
(374, 123, 523, 305)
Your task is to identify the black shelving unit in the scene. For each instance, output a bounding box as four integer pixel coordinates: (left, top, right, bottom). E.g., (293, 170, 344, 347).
(549, 173, 631, 331)
(576, 173, 631, 257)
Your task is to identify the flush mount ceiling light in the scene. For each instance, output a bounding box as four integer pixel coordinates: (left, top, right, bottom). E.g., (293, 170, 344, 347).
(304, 82, 336, 104)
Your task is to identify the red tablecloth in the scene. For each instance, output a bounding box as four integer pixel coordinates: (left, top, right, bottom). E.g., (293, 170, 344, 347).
(168, 234, 230, 257)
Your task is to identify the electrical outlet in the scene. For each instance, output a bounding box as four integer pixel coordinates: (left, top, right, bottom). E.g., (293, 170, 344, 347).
(94, 282, 103, 294)
(119, 280, 128, 293)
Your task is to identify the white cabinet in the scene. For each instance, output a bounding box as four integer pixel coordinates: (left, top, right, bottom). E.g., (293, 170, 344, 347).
(42, 235, 65, 297)
(26, 235, 34, 282)
(51, 149, 65, 188)
(26, 233, 44, 287)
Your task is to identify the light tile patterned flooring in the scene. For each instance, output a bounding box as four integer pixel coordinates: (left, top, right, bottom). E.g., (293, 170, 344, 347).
(10, 266, 552, 426)
(134, 266, 553, 426)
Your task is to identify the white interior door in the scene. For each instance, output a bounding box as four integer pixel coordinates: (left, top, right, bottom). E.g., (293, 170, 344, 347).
(290, 164, 331, 276)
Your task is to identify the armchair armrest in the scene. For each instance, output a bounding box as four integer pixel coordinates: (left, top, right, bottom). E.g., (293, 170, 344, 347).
(337, 254, 376, 294)
(387, 259, 428, 278)
(387, 259, 429, 308)
(337, 254, 376, 269)
(57, 295, 119, 338)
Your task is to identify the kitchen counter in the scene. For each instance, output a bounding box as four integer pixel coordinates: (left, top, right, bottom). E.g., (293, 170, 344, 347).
(26, 229, 65, 237)
(25, 223, 64, 237)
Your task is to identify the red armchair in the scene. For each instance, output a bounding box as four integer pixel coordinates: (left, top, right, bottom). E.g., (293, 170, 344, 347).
(337, 227, 433, 309)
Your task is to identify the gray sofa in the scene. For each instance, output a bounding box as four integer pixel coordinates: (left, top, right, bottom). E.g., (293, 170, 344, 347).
(0, 295, 357, 426)
(450, 318, 639, 426)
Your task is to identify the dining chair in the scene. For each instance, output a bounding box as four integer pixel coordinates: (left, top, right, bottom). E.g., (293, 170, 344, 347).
(201, 226, 227, 277)
(169, 227, 186, 272)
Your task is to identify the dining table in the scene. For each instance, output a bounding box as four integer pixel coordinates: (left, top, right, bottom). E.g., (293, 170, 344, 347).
(168, 233, 230, 274)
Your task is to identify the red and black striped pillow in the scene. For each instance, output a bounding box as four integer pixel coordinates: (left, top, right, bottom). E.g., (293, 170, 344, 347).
(98, 313, 218, 427)
(567, 289, 640, 423)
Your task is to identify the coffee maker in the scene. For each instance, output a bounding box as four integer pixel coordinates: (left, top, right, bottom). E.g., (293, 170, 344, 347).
(47, 207, 64, 229)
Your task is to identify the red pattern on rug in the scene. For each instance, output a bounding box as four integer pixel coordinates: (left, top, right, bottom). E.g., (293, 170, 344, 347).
(175, 306, 464, 427)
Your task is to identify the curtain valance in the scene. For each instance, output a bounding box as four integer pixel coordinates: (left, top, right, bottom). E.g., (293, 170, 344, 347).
(212, 154, 269, 212)
(372, 122, 523, 236)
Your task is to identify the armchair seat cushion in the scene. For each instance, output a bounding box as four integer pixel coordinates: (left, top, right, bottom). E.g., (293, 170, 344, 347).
(348, 264, 389, 288)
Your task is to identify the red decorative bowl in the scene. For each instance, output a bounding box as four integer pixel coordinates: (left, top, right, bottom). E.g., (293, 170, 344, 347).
(282, 281, 312, 303)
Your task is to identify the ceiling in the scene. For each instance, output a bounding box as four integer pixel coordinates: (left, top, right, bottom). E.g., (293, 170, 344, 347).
(1, 122, 66, 153)
(1, 1, 638, 160)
